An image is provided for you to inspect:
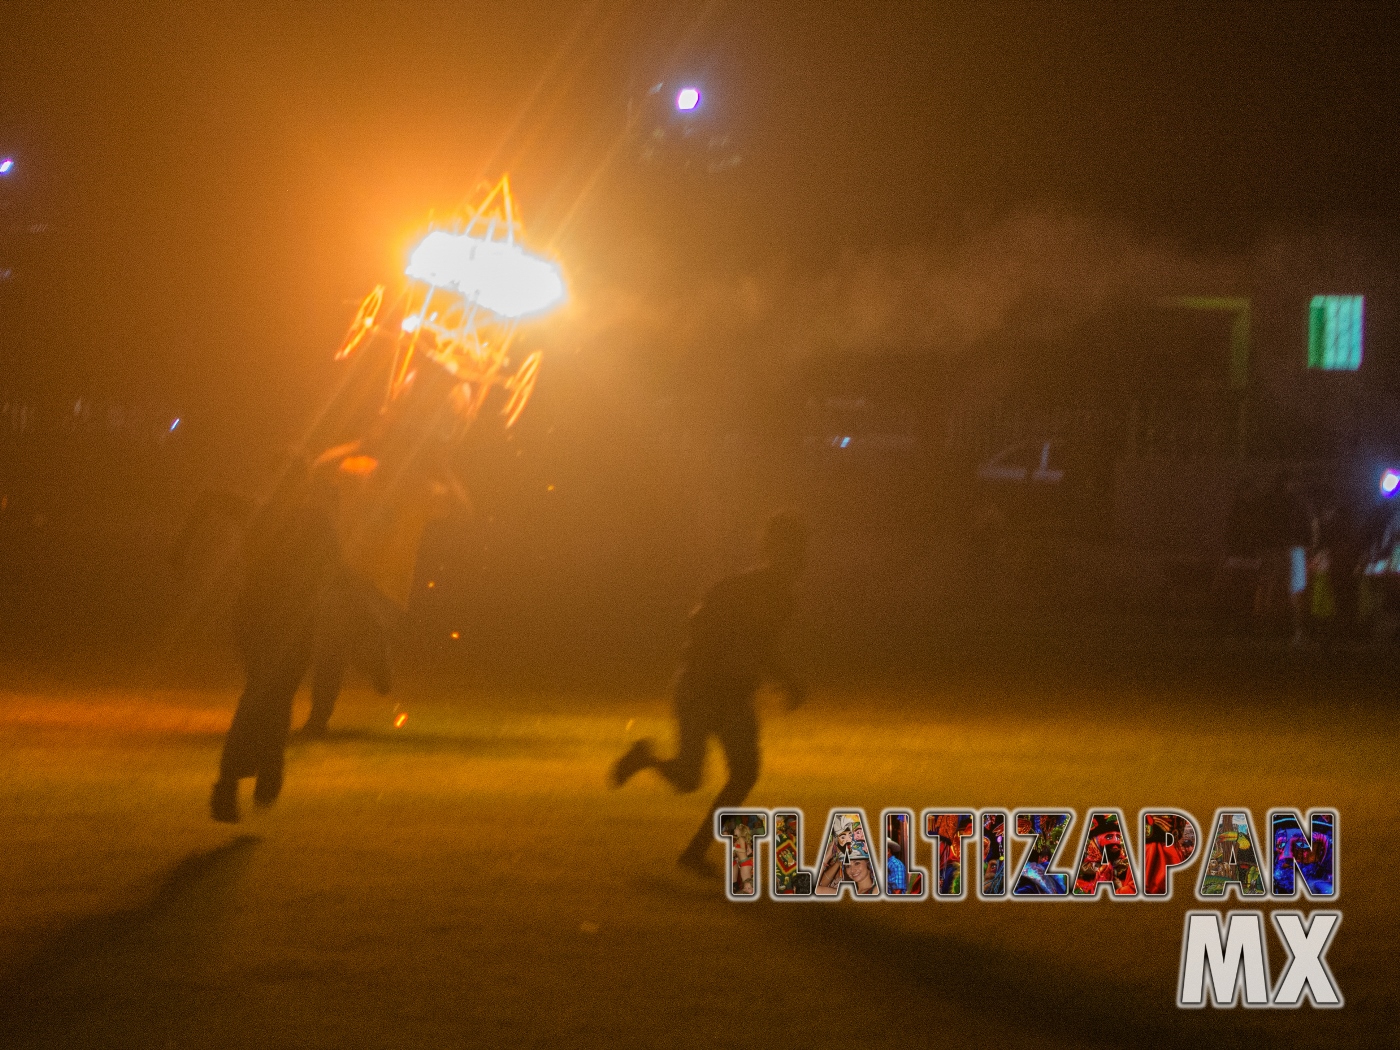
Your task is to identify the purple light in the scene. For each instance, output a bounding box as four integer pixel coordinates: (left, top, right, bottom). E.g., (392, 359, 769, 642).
(1381, 470, 1399, 497)
(676, 87, 700, 112)
(0, 159, 13, 175)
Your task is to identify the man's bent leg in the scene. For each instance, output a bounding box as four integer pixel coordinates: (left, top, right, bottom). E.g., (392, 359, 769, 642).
(679, 696, 759, 865)
(218, 640, 278, 786)
(253, 625, 315, 806)
(656, 673, 712, 794)
(303, 583, 354, 735)
(218, 686, 263, 785)
(304, 649, 346, 737)
(214, 646, 277, 822)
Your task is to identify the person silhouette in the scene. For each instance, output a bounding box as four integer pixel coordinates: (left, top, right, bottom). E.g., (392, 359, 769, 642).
(296, 399, 468, 737)
(610, 511, 808, 875)
(211, 468, 341, 823)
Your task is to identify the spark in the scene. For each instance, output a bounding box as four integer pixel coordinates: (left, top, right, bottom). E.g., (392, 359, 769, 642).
(394, 713, 408, 728)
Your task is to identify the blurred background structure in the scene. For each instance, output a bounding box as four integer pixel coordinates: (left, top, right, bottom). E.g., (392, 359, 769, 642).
(3, 1, 1400, 678)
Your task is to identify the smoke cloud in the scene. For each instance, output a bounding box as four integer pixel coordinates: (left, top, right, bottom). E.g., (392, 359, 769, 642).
(570, 211, 1391, 372)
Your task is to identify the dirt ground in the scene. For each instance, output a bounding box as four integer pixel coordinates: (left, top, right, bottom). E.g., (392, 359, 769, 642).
(0, 662, 1395, 1048)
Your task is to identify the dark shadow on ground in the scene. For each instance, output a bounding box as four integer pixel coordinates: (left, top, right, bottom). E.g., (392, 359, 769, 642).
(745, 897, 1367, 1050)
(0, 835, 260, 1037)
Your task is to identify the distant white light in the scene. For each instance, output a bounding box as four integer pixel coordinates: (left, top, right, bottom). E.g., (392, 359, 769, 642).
(676, 87, 700, 112)
(840, 436, 851, 448)
(169, 418, 180, 432)
(1382, 470, 1399, 497)
(405, 232, 565, 319)
(0, 159, 13, 175)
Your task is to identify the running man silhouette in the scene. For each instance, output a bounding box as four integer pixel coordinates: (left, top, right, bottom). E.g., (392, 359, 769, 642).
(611, 511, 809, 875)
(211, 468, 341, 823)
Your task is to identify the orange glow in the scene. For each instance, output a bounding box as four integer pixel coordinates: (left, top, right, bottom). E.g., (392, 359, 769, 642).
(450, 631, 460, 640)
(337, 455, 379, 477)
(394, 713, 408, 728)
(334, 177, 560, 442)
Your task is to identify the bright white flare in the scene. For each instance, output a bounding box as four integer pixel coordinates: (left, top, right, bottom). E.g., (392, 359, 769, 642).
(405, 232, 565, 319)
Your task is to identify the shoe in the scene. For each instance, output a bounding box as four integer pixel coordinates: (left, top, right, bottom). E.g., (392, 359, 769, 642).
(253, 766, 284, 807)
(211, 779, 239, 824)
(609, 738, 656, 788)
(677, 850, 721, 880)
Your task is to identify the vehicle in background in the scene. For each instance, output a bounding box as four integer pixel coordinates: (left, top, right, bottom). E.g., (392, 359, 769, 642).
(972, 438, 1111, 532)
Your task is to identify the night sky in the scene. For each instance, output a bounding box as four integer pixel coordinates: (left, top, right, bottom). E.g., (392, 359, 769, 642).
(3, 1, 1398, 444)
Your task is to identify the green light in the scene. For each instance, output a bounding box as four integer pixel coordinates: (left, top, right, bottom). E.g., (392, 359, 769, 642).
(1308, 295, 1363, 370)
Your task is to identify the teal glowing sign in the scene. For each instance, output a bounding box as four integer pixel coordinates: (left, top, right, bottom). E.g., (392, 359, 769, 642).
(1308, 295, 1363, 370)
